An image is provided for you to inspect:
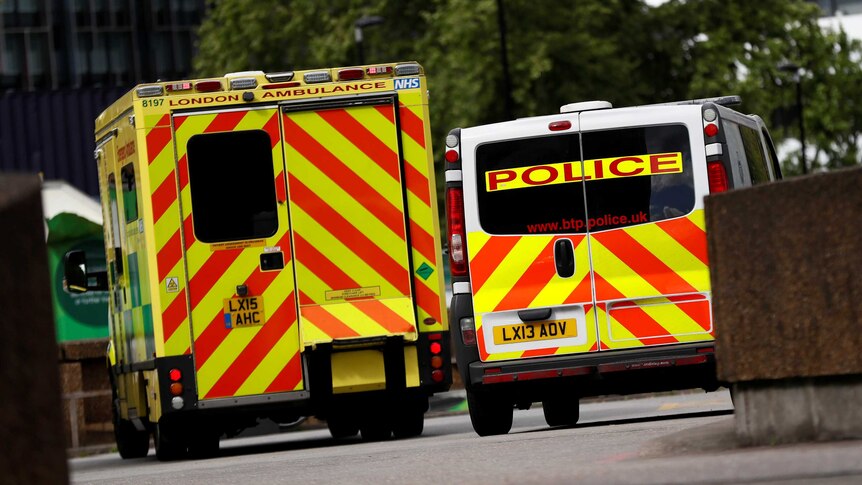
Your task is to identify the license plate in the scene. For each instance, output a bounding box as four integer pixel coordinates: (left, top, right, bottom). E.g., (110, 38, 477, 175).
(223, 296, 265, 328)
(492, 319, 577, 345)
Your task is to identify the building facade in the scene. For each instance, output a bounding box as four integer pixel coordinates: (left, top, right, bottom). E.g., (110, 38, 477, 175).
(1, 0, 206, 196)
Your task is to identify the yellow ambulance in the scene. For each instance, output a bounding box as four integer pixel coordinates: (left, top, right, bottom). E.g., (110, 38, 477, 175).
(64, 62, 449, 459)
(444, 97, 781, 435)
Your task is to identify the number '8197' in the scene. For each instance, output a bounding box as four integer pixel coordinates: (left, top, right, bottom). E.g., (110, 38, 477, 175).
(141, 98, 164, 108)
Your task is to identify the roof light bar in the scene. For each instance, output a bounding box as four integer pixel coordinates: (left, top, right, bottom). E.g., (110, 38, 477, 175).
(265, 71, 294, 82)
(367, 65, 393, 76)
(165, 82, 192, 93)
(136, 85, 163, 97)
(338, 68, 364, 81)
(195, 80, 223, 92)
(229, 77, 257, 90)
(394, 63, 420, 76)
(304, 71, 332, 84)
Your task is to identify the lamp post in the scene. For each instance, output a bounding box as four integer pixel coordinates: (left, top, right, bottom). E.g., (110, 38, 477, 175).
(779, 62, 807, 174)
(354, 15, 384, 65)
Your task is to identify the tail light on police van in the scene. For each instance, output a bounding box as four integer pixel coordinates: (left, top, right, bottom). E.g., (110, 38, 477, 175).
(460, 317, 477, 346)
(428, 333, 445, 383)
(707, 161, 728, 193)
(169, 367, 184, 410)
(447, 187, 467, 276)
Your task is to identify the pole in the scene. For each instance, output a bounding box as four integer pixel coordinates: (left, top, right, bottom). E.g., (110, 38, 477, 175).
(355, 26, 365, 65)
(496, 0, 515, 120)
(796, 78, 807, 174)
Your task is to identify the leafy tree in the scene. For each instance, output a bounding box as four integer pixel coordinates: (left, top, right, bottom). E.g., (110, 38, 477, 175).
(193, 0, 862, 179)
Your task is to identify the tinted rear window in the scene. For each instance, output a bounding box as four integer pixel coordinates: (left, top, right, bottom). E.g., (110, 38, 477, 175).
(476, 133, 586, 235)
(475, 124, 694, 235)
(582, 124, 694, 232)
(187, 130, 278, 243)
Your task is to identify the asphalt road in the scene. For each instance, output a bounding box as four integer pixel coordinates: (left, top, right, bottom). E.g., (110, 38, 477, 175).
(69, 389, 862, 484)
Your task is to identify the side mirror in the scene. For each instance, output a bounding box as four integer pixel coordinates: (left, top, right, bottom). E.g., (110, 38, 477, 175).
(63, 250, 108, 293)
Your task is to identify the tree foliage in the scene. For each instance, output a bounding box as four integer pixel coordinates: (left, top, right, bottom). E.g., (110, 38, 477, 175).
(194, 0, 862, 176)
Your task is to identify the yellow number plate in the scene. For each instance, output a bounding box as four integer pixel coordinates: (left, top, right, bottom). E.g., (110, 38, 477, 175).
(223, 296, 265, 328)
(492, 319, 577, 345)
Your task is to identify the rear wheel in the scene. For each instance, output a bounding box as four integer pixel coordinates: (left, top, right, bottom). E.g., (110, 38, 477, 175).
(392, 394, 427, 439)
(542, 395, 580, 427)
(113, 412, 150, 459)
(467, 388, 513, 437)
(111, 382, 149, 459)
(359, 408, 392, 442)
(154, 420, 188, 461)
(327, 415, 360, 439)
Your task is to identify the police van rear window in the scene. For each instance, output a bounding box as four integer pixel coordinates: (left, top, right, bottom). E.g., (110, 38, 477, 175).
(187, 130, 278, 243)
(476, 124, 694, 235)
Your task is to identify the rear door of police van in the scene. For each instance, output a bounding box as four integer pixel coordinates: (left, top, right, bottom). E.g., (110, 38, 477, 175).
(463, 117, 599, 363)
(578, 106, 714, 352)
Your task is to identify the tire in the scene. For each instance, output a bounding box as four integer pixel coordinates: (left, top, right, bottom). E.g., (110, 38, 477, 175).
(113, 413, 150, 459)
(359, 409, 392, 442)
(111, 383, 149, 459)
(467, 388, 513, 437)
(392, 395, 427, 439)
(327, 415, 359, 439)
(542, 396, 580, 427)
(154, 421, 187, 461)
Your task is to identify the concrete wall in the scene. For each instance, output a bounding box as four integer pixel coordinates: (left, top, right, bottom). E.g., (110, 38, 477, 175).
(706, 167, 862, 382)
(706, 166, 862, 445)
(0, 173, 68, 483)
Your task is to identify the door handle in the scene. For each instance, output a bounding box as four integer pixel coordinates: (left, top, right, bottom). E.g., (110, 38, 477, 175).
(554, 239, 575, 278)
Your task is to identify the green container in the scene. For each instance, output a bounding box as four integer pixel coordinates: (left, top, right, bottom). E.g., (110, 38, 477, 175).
(46, 213, 110, 342)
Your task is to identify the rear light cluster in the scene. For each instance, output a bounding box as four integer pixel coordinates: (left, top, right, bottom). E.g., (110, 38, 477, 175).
(460, 317, 476, 346)
(445, 132, 468, 277)
(428, 333, 445, 383)
(446, 188, 467, 276)
(169, 367, 184, 410)
(703, 106, 728, 193)
(135, 63, 422, 98)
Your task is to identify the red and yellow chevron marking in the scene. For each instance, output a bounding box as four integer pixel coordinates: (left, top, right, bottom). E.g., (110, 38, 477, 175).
(468, 233, 592, 313)
(396, 99, 446, 331)
(283, 101, 438, 344)
(145, 113, 191, 357)
(591, 210, 713, 349)
(171, 108, 304, 399)
(467, 232, 596, 361)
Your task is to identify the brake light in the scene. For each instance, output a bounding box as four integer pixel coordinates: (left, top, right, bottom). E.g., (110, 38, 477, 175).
(445, 149, 459, 163)
(704, 123, 719, 137)
(338, 68, 364, 81)
(707, 161, 728, 193)
(169, 368, 182, 381)
(549, 120, 571, 131)
(195, 80, 223, 92)
(446, 187, 468, 276)
(430, 342, 442, 355)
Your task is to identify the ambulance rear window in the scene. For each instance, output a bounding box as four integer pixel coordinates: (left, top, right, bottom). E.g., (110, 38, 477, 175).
(186, 130, 278, 243)
(476, 124, 693, 235)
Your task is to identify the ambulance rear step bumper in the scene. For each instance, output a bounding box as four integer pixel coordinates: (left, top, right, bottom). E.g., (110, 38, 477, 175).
(468, 342, 716, 388)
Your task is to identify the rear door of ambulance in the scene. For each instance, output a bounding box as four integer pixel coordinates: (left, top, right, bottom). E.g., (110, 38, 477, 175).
(173, 106, 305, 404)
(464, 117, 598, 363)
(578, 107, 713, 352)
(280, 95, 418, 346)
